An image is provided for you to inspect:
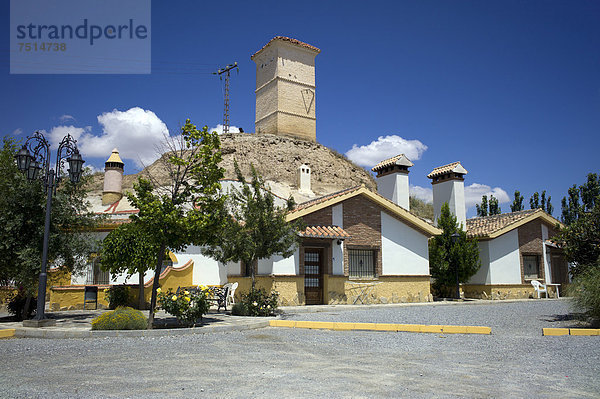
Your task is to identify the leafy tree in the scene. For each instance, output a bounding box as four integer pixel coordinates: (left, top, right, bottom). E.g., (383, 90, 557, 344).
(202, 161, 303, 289)
(488, 195, 501, 215)
(530, 190, 553, 215)
(561, 173, 600, 225)
(510, 190, 524, 212)
(126, 120, 225, 328)
(101, 222, 162, 309)
(476, 195, 488, 217)
(476, 195, 500, 217)
(555, 201, 600, 278)
(429, 203, 480, 298)
(0, 137, 99, 318)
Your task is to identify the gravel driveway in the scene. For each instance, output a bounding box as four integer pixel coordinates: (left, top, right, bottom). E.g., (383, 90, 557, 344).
(0, 299, 597, 398)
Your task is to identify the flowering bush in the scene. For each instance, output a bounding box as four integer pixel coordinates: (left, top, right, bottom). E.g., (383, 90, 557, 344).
(157, 287, 210, 327)
(91, 306, 147, 330)
(233, 288, 279, 317)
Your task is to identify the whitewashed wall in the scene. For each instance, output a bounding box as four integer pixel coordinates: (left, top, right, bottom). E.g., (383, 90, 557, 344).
(332, 240, 344, 275)
(541, 224, 552, 283)
(469, 241, 491, 284)
(380, 211, 429, 275)
(257, 249, 299, 275)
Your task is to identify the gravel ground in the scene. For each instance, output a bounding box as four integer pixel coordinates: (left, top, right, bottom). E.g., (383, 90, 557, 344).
(0, 299, 598, 398)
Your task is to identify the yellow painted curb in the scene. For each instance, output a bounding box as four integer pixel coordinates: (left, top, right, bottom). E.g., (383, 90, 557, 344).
(543, 328, 570, 336)
(0, 329, 15, 338)
(569, 328, 600, 336)
(270, 321, 491, 334)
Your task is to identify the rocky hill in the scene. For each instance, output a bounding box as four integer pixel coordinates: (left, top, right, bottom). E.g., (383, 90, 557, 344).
(89, 133, 377, 202)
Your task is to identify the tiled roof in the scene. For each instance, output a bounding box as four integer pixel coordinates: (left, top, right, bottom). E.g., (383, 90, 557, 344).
(427, 162, 468, 178)
(299, 225, 351, 239)
(371, 154, 414, 172)
(466, 209, 540, 238)
(251, 36, 321, 59)
(289, 186, 362, 214)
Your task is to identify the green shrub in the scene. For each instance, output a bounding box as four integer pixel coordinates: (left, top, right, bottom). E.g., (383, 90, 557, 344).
(157, 287, 210, 327)
(7, 289, 36, 321)
(105, 285, 131, 309)
(239, 288, 279, 317)
(91, 306, 147, 330)
(231, 302, 249, 316)
(568, 266, 600, 327)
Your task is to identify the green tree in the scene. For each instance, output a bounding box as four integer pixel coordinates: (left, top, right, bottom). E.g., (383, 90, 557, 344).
(561, 173, 600, 225)
(555, 201, 600, 278)
(202, 161, 303, 289)
(0, 137, 99, 318)
(530, 191, 553, 215)
(429, 203, 480, 298)
(475, 195, 488, 217)
(127, 120, 225, 328)
(510, 190, 524, 212)
(100, 222, 162, 309)
(409, 196, 434, 221)
(476, 195, 500, 217)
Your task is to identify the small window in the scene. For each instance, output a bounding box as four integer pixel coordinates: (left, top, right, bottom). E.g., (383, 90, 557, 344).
(86, 257, 110, 285)
(348, 249, 376, 278)
(523, 255, 540, 279)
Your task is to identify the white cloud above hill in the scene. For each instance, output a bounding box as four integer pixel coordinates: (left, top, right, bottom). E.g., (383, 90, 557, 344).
(47, 107, 169, 169)
(345, 135, 428, 168)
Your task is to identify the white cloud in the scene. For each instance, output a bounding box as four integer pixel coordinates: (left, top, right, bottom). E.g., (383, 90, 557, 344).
(209, 124, 241, 134)
(345, 135, 428, 168)
(12, 128, 22, 136)
(464, 183, 510, 208)
(410, 185, 433, 203)
(59, 114, 75, 122)
(47, 107, 169, 169)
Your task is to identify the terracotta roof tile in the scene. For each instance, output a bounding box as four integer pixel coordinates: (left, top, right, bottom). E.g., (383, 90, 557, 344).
(371, 154, 414, 172)
(289, 186, 362, 213)
(427, 162, 468, 179)
(251, 36, 321, 59)
(466, 209, 539, 238)
(299, 225, 351, 239)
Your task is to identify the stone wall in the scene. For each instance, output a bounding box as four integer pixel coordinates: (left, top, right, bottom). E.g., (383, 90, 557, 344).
(325, 275, 431, 305)
(462, 283, 559, 299)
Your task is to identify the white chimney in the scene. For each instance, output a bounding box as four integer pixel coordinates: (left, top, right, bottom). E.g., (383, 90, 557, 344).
(298, 163, 314, 196)
(102, 148, 124, 205)
(371, 154, 413, 210)
(427, 161, 468, 229)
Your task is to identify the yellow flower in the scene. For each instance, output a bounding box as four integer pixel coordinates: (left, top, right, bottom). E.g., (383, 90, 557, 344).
(185, 297, 191, 302)
(184, 290, 189, 295)
(156, 288, 162, 294)
(171, 295, 177, 301)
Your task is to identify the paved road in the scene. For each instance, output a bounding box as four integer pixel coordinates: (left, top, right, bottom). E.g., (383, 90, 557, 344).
(0, 300, 598, 398)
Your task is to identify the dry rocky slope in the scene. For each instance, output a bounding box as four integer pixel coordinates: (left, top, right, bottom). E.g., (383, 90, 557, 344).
(89, 133, 377, 201)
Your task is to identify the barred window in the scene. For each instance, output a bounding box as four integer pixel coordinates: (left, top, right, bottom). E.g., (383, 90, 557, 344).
(86, 257, 110, 285)
(348, 249, 376, 278)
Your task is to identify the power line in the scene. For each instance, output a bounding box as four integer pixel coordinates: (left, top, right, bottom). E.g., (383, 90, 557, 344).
(214, 62, 238, 135)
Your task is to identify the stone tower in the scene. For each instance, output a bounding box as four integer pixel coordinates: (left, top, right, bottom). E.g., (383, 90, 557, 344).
(102, 148, 124, 205)
(251, 36, 320, 142)
(427, 161, 468, 229)
(372, 154, 413, 210)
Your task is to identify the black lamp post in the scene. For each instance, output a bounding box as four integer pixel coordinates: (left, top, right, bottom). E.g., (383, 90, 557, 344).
(15, 131, 85, 324)
(451, 232, 461, 300)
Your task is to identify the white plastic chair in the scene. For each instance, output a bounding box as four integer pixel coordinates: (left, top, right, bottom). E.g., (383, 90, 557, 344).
(227, 282, 238, 307)
(531, 280, 548, 299)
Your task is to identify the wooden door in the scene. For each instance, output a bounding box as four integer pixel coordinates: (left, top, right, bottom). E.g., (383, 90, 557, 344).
(551, 253, 569, 284)
(304, 248, 323, 305)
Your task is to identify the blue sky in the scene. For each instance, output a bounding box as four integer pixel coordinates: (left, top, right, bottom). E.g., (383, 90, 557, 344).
(2, 0, 599, 218)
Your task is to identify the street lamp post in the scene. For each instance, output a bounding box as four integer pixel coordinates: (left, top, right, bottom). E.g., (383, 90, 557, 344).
(451, 232, 461, 300)
(15, 131, 84, 324)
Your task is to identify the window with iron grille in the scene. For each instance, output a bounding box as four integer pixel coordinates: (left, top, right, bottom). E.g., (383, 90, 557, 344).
(348, 249, 376, 278)
(523, 255, 540, 279)
(86, 257, 110, 285)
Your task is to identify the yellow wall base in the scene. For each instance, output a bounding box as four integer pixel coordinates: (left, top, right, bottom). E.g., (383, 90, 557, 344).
(463, 284, 559, 300)
(325, 275, 432, 305)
